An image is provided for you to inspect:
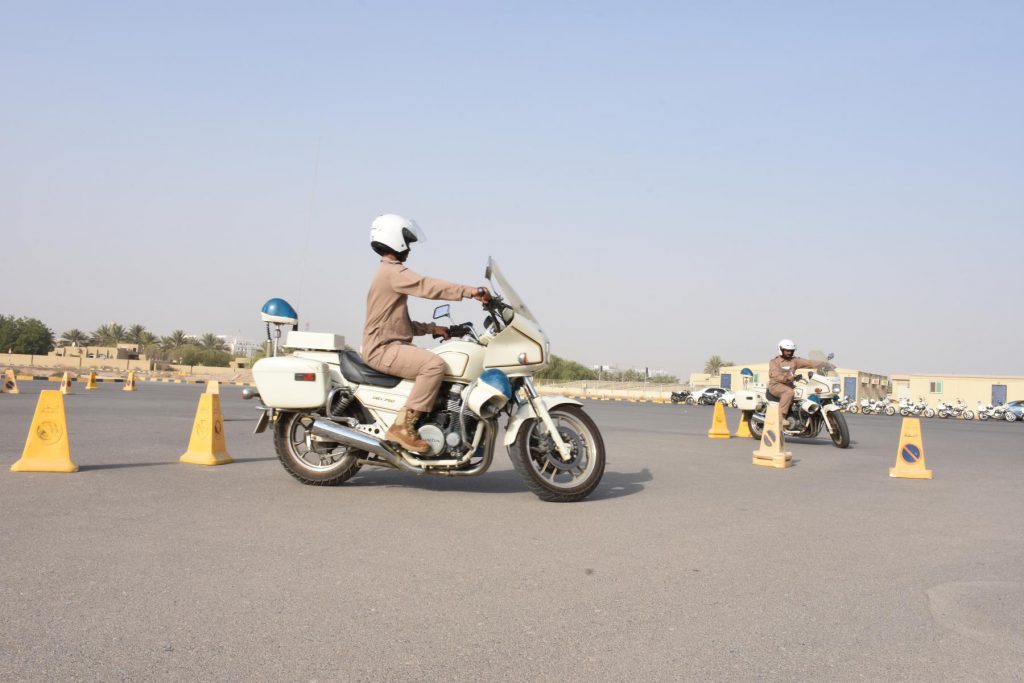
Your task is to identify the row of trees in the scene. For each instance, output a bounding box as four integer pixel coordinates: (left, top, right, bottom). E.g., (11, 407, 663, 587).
(536, 355, 679, 384)
(59, 324, 234, 367)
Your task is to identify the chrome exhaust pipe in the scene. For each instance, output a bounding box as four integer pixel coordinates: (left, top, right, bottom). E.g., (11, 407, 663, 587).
(309, 419, 421, 473)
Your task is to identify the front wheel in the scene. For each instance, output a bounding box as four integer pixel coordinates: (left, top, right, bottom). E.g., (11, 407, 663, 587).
(848, 405, 859, 414)
(273, 411, 363, 486)
(979, 412, 990, 421)
(900, 408, 910, 416)
(938, 410, 949, 419)
(924, 408, 935, 418)
(825, 411, 851, 448)
(884, 406, 896, 416)
(508, 405, 606, 503)
(1006, 412, 1018, 422)
(963, 410, 975, 421)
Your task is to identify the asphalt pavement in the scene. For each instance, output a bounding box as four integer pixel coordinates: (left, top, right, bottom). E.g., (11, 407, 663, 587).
(1, 381, 1022, 681)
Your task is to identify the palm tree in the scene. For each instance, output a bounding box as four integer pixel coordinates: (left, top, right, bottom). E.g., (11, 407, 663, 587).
(126, 324, 149, 345)
(91, 324, 115, 347)
(161, 329, 189, 351)
(137, 331, 158, 347)
(61, 328, 89, 347)
(704, 355, 734, 376)
(109, 323, 127, 345)
(199, 333, 227, 352)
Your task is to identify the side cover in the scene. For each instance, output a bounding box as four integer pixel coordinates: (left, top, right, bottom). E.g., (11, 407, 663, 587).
(253, 356, 330, 409)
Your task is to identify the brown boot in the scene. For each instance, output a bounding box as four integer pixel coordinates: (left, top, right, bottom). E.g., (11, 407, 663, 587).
(385, 407, 430, 454)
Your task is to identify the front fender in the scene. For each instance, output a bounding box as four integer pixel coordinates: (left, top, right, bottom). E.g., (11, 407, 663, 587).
(503, 396, 583, 446)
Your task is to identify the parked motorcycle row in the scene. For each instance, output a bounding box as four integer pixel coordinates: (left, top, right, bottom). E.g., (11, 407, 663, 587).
(844, 396, 1021, 422)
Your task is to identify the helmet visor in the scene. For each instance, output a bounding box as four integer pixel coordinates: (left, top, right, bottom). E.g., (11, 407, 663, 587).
(403, 219, 427, 245)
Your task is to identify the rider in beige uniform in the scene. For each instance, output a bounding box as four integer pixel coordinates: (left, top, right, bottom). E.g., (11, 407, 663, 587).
(362, 214, 489, 453)
(768, 338, 826, 428)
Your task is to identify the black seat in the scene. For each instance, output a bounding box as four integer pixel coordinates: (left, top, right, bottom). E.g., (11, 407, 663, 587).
(339, 350, 402, 388)
(765, 389, 780, 402)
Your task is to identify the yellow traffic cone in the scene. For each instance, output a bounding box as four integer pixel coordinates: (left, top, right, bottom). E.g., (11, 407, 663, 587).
(753, 403, 792, 468)
(205, 380, 220, 395)
(734, 410, 753, 438)
(59, 371, 74, 395)
(10, 390, 78, 472)
(2, 368, 19, 394)
(123, 370, 137, 392)
(890, 417, 932, 479)
(180, 393, 233, 466)
(708, 401, 731, 439)
(85, 370, 98, 390)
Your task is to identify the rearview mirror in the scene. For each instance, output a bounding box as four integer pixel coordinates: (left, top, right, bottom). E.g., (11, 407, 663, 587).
(433, 304, 451, 320)
(827, 352, 835, 361)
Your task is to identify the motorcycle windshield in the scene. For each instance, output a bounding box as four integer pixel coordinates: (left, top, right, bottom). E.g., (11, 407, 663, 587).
(485, 257, 541, 327)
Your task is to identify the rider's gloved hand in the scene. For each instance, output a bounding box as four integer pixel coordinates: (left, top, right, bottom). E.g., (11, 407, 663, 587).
(431, 324, 451, 340)
(470, 287, 491, 303)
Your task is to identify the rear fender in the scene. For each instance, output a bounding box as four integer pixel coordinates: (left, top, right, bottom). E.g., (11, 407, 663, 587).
(504, 396, 582, 446)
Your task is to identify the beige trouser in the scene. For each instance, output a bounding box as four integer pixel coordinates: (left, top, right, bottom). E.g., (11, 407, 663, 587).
(365, 343, 446, 413)
(769, 383, 795, 420)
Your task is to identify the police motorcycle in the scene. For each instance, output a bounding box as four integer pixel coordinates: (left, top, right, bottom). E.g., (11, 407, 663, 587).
(738, 353, 851, 449)
(245, 258, 606, 503)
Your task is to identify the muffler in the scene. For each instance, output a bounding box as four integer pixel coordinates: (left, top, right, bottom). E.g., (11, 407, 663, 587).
(309, 419, 421, 473)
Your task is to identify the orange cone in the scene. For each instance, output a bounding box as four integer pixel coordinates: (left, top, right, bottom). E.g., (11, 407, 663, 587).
(890, 417, 932, 479)
(10, 390, 77, 472)
(85, 370, 98, 390)
(59, 371, 74, 395)
(707, 401, 731, 439)
(180, 393, 233, 466)
(753, 403, 792, 468)
(2, 368, 19, 394)
(123, 370, 137, 392)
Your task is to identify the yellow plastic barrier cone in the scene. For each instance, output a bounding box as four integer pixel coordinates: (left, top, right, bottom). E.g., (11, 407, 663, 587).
(890, 417, 932, 479)
(205, 380, 220, 395)
(85, 370, 98, 390)
(753, 403, 792, 468)
(123, 370, 137, 392)
(179, 393, 233, 466)
(734, 410, 753, 438)
(10, 390, 77, 472)
(707, 401, 731, 439)
(2, 368, 19, 394)
(59, 371, 74, 395)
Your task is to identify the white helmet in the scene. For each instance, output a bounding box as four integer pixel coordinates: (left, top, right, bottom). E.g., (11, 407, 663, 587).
(370, 214, 427, 258)
(778, 338, 796, 353)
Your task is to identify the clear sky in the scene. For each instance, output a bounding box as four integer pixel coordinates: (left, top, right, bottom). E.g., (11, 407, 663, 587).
(3, 1, 1022, 377)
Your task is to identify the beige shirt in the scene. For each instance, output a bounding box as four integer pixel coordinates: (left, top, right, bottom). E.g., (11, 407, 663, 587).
(362, 260, 473, 360)
(768, 355, 822, 387)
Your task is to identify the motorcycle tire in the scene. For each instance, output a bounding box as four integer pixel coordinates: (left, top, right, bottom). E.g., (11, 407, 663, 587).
(1006, 412, 1018, 422)
(848, 406, 859, 414)
(884, 406, 896, 416)
(924, 409, 935, 418)
(508, 404, 606, 503)
(900, 408, 910, 417)
(963, 410, 975, 421)
(748, 416, 764, 440)
(273, 411, 363, 486)
(686, 397, 696, 405)
(938, 410, 949, 419)
(825, 411, 851, 449)
(979, 413, 990, 421)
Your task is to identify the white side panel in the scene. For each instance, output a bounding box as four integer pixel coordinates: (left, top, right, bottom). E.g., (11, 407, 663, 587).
(252, 357, 330, 409)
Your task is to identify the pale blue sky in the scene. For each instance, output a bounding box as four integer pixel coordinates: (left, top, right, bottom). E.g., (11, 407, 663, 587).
(2, 1, 1022, 376)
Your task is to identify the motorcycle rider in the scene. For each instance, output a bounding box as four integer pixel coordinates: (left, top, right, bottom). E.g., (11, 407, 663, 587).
(363, 214, 490, 454)
(769, 339, 828, 429)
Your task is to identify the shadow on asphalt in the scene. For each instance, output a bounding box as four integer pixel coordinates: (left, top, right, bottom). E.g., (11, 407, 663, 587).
(78, 456, 276, 470)
(344, 467, 650, 501)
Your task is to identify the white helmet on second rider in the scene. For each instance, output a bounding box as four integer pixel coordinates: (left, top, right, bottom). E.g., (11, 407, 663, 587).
(778, 339, 796, 355)
(370, 214, 427, 260)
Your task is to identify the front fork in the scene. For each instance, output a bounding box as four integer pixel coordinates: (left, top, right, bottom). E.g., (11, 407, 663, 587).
(522, 377, 573, 461)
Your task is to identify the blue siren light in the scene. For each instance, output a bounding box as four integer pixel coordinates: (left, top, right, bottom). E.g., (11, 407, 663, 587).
(261, 298, 299, 326)
(479, 369, 513, 401)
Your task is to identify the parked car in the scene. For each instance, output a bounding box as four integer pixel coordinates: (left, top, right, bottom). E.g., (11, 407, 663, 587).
(1004, 400, 1024, 422)
(691, 387, 728, 405)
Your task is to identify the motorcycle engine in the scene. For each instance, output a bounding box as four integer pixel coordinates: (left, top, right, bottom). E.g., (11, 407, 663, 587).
(416, 384, 477, 458)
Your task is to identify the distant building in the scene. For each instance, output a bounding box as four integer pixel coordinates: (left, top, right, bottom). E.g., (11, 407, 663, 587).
(217, 335, 261, 357)
(890, 373, 1023, 407)
(691, 362, 890, 401)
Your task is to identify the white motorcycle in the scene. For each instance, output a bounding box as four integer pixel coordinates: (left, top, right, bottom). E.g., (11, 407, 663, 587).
(742, 354, 851, 449)
(246, 258, 606, 503)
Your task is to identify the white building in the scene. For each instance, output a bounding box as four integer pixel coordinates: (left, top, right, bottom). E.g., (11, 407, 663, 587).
(217, 335, 261, 357)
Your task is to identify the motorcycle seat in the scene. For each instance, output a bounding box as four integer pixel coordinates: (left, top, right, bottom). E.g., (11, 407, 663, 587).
(339, 350, 402, 388)
(765, 389, 780, 403)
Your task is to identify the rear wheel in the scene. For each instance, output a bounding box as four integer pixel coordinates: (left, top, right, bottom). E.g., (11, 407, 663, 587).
(273, 411, 363, 486)
(924, 408, 935, 418)
(825, 411, 851, 448)
(1006, 412, 1018, 422)
(884, 406, 896, 416)
(900, 408, 910, 416)
(748, 415, 764, 440)
(848, 405, 859, 414)
(963, 410, 975, 421)
(508, 405, 605, 502)
(938, 410, 949, 419)
(979, 412, 990, 421)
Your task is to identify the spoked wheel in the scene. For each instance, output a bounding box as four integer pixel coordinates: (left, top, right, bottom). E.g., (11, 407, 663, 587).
(963, 410, 975, 421)
(273, 412, 362, 485)
(508, 405, 605, 502)
(884, 406, 896, 416)
(825, 411, 851, 448)
(979, 412, 990, 421)
(848, 405, 859, 414)
(1006, 412, 1018, 422)
(924, 408, 935, 418)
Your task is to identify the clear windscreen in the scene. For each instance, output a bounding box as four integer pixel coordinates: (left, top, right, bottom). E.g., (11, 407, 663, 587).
(485, 257, 541, 327)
